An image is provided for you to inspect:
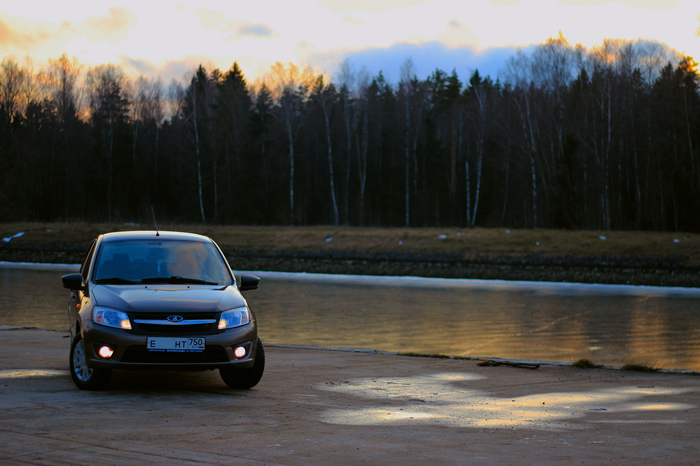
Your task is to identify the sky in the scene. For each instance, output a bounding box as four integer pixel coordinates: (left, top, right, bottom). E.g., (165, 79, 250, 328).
(1, 0, 699, 85)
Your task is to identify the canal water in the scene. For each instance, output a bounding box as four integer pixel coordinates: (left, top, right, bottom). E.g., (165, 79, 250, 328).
(2, 265, 700, 372)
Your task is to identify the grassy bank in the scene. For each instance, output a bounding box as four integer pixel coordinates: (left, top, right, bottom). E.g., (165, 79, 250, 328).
(1, 222, 698, 262)
(1, 222, 698, 286)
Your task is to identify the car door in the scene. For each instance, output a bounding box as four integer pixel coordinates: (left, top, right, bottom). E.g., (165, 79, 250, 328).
(68, 240, 96, 340)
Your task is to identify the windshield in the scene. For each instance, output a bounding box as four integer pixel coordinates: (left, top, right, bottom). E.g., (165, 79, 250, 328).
(93, 239, 233, 286)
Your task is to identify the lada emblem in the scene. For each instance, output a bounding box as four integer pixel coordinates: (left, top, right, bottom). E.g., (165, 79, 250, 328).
(167, 315, 184, 322)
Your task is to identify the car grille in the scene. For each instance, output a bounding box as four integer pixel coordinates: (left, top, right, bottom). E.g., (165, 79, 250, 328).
(130, 312, 218, 335)
(121, 345, 228, 363)
(136, 323, 213, 334)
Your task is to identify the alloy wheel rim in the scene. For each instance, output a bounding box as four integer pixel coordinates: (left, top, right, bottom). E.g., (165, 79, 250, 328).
(73, 340, 93, 381)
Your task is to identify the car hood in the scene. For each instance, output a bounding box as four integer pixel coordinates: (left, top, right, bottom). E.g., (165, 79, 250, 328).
(91, 284, 246, 314)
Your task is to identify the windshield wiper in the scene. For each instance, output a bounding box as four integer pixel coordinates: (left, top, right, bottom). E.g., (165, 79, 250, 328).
(95, 277, 136, 285)
(141, 276, 219, 285)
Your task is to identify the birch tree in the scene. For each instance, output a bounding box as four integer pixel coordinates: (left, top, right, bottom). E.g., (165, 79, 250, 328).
(311, 75, 340, 225)
(399, 57, 416, 226)
(336, 58, 360, 224)
(0, 57, 29, 125)
(44, 53, 81, 125)
(504, 51, 540, 227)
(268, 62, 313, 224)
(183, 65, 215, 223)
(465, 71, 491, 227)
(356, 67, 371, 224)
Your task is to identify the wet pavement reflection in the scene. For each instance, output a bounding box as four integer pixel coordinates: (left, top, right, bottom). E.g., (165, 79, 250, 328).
(319, 373, 696, 430)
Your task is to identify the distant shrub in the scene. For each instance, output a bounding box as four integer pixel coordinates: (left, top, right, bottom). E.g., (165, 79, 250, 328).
(573, 358, 597, 369)
(621, 363, 657, 372)
(398, 352, 451, 359)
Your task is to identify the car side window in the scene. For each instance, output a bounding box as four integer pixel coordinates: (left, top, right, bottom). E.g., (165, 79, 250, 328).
(80, 241, 96, 282)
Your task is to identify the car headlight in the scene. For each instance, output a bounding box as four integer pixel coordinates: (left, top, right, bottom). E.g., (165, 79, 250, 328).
(93, 307, 132, 330)
(218, 307, 250, 330)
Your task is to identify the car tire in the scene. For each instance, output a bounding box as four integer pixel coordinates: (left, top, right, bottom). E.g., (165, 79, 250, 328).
(69, 334, 111, 390)
(220, 338, 265, 389)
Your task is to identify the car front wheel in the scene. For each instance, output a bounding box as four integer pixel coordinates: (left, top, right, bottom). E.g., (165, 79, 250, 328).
(69, 334, 111, 390)
(220, 338, 265, 389)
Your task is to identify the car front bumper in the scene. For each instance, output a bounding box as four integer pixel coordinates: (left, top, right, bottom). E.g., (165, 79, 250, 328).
(81, 319, 258, 371)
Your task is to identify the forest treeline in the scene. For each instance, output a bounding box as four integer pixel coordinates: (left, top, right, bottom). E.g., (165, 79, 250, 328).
(1, 35, 699, 231)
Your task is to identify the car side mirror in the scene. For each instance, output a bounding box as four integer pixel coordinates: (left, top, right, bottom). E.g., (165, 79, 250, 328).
(237, 274, 260, 291)
(62, 273, 86, 291)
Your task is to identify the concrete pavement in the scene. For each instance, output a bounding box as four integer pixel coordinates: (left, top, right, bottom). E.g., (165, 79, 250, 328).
(1, 329, 699, 465)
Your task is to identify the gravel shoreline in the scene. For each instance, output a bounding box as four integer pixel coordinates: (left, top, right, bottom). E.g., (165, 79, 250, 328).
(1, 242, 698, 287)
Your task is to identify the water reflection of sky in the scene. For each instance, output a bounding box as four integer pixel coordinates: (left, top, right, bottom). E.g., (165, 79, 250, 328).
(246, 273, 700, 372)
(3, 265, 700, 372)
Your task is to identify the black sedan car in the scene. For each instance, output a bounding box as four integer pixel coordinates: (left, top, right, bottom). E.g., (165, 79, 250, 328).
(62, 231, 264, 390)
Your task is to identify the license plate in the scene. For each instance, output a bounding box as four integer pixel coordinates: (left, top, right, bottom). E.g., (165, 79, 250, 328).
(147, 337, 206, 352)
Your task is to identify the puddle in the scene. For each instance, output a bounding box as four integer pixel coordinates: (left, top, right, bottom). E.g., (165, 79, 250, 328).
(0, 369, 69, 379)
(319, 372, 695, 430)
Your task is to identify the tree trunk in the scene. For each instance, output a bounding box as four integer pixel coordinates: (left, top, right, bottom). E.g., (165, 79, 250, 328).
(465, 159, 471, 226)
(344, 95, 351, 225)
(500, 150, 509, 224)
(470, 87, 486, 227)
(404, 92, 410, 227)
(323, 108, 339, 226)
(193, 102, 206, 224)
(287, 123, 294, 225)
(359, 104, 368, 225)
(451, 102, 457, 196)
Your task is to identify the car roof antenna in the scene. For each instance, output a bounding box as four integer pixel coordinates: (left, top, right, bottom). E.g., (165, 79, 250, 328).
(151, 206, 160, 237)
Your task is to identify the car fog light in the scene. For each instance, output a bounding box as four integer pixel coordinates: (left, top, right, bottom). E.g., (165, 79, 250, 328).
(234, 346, 246, 358)
(98, 346, 114, 358)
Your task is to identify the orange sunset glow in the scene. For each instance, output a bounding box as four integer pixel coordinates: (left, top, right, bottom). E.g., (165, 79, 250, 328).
(1, 0, 698, 82)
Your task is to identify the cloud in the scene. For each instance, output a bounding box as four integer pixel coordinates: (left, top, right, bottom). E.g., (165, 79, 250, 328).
(86, 7, 132, 36)
(110, 56, 202, 83)
(159, 57, 209, 82)
(0, 8, 133, 56)
(194, 7, 275, 40)
(557, 0, 678, 8)
(438, 19, 478, 46)
(119, 55, 157, 76)
(239, 23, 274, 38)
(317, 0, 428, 13)
(490, 0, 520, 6)
(195, 7, 234, 31)
(304, 40, 523, 84)
(341, 15, 365, 26)
(0, 16, 51, 49)
(123, 55, 261, 84)
(85, 7, 135, 43)
(492, 0, 678, 7)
